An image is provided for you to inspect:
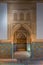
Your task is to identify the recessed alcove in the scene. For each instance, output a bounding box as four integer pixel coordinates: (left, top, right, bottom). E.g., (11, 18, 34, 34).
(13, 26, 31, 59)
(13, 26, 30, 50)
(16, 34, 27, 51)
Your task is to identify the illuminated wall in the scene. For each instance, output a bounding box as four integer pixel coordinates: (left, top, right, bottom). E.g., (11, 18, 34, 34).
(36, 3, 43, 39)
(0, 3, 7, 39)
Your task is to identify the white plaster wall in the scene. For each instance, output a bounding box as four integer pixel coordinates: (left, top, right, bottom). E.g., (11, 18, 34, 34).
(0, 4, 7, 39)
(36, 3, 43, 39)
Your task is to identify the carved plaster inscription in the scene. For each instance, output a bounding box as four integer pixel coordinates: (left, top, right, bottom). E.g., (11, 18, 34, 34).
(12, 10, 31, 23)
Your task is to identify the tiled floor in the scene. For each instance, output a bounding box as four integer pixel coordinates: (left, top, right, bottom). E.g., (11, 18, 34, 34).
(0, 60, 43, 65)
(15, 58, 43, 65)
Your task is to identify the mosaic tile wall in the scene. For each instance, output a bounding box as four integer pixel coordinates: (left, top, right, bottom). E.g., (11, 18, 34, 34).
(0, 42, 43, 59)
(32, 42, 43, 59)
(0, 43, 12, 59)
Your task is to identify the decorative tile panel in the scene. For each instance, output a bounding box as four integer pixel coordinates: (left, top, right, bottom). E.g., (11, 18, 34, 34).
(32, 42, 43, 59)
(0, 43, 12, 59)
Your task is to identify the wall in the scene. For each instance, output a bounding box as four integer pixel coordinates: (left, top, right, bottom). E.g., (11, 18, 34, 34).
(0, 41, 12, 59)
(8, 2, 36, 40)
(36, 3, 43, 39)
(32, 41, 43, 59)
(0, 3, 7, 40)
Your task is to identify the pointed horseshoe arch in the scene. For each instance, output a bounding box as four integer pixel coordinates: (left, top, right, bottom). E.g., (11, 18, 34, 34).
(12, 24, 32, 43)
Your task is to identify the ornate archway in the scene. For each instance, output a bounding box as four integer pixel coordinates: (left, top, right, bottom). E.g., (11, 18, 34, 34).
(12, 24, 32, 43)
(13, 25, 31, 51)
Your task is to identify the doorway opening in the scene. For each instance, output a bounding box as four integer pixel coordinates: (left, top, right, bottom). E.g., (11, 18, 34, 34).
(16, 34, 27, 51)
(13, 26, 31, 58)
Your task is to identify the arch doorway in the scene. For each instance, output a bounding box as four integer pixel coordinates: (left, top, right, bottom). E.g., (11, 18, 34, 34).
(13, 26, 31, 58)
(13, 26, 31, 51)
(16, 33, 27, 51)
